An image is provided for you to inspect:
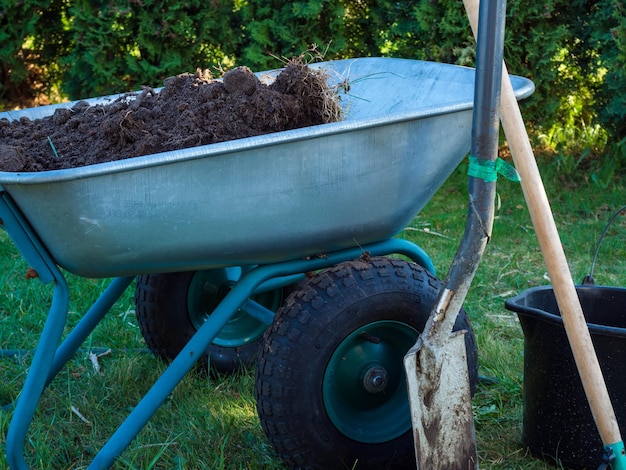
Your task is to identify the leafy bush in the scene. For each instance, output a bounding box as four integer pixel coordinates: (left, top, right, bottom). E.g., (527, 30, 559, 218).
(0, 0, 69, 108)
(239, 0, 626, 146)
(239, 0, 347, 69)
(2, 0, 625, 148)
(61, 0, 240, 99)
(586, 0, 626, 139)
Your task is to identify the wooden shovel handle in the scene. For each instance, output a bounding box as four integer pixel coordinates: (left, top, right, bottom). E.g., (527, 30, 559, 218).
(463, 0, 622, 447)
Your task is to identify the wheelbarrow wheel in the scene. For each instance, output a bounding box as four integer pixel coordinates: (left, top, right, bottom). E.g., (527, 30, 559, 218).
(255, 256, 478, 469)
(134, 268, 285, 374)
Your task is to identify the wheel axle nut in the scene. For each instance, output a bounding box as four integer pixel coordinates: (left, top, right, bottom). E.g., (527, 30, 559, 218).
(362, 366, 388, 394)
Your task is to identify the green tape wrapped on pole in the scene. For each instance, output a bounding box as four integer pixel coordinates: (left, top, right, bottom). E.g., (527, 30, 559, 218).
(468, 155, 520, 182)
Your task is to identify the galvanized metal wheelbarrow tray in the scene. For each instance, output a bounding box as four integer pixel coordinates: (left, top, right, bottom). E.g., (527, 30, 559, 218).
(0, 57, 533, 468)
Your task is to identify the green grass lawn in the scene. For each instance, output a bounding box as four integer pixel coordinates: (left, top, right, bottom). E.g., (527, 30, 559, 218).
(0, 158, 624, 469)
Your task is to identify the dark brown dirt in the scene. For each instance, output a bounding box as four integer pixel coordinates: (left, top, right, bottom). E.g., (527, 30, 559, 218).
(0, 62, 341, 172)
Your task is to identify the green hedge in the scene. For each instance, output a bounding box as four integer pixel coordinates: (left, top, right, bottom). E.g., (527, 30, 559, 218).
(586, 0, 626, 139)
(1, 0, 624, 143)
(60, 0, 239, 98)
(0, 0, 69, 105)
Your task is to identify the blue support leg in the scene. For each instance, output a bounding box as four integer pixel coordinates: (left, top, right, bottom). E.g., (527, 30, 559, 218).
(5, 277, 69, 470)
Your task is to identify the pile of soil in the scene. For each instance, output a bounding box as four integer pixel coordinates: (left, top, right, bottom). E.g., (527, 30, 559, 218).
(0, 61, 342, 172)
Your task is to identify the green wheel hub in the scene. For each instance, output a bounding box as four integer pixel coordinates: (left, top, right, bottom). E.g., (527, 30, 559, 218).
(187, 267, 279, 347)
(323, 320, 418, 444)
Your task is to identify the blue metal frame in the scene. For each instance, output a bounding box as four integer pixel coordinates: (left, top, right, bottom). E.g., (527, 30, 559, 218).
(0, 192, 435, 469)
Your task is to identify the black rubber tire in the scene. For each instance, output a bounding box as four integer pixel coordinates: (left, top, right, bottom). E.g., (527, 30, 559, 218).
(255, 257, 478, 470)
(134, 269, 285, 374)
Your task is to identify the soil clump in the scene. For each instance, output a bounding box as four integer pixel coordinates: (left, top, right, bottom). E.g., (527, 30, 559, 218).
(0, 61, 341, 172)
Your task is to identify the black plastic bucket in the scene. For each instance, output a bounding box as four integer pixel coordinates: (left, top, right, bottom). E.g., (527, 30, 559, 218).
(505, 285, 626, 470)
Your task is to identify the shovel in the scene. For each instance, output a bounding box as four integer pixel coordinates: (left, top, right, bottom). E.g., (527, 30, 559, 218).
(462, 0, 626, 466)
(403, 0, 506, 467)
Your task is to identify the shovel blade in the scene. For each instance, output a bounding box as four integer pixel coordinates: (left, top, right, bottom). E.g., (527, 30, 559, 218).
(404, 331, 478, 469)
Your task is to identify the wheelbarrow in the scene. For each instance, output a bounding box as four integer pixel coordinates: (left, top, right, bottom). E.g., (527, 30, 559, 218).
(0, 57, 533, 469)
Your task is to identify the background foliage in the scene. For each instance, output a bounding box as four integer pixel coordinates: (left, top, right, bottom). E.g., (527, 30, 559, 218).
(0, 0, 69, 106)
(60, 0, 240, 98)
(1, 0, 625, 156)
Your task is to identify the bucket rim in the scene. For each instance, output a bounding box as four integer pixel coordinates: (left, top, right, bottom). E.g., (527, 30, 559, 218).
(505, 284, 626, 337)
